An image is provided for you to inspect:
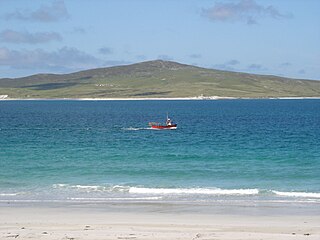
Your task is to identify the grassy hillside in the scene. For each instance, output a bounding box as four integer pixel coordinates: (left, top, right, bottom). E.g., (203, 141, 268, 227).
(1, 60, 320, 99)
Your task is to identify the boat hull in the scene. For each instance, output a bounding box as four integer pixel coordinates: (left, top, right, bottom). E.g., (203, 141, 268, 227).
(151, 124, 177, 130)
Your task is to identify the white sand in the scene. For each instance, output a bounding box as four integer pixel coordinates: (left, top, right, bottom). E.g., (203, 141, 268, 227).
(1, 203, 319, 240)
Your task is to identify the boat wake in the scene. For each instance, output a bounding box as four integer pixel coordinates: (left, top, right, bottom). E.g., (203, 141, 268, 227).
(122, 127, 154, 131)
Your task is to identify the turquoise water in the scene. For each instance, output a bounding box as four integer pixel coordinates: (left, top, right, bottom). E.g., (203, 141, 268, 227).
(0, 100, 319, 204)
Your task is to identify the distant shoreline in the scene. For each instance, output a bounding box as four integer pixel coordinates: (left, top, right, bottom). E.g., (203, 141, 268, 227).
(2, 60, 320, 102)
(1, 96, 320, 101)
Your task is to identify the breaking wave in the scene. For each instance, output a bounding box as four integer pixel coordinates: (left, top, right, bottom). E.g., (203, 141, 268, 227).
(52, 184, 320, 199)
(128, 187, 259, 195)
(53, 184, 259, 196)
(52, 184, 129, 192)
(0, 192, 25, 196)
(0, 193, 19, 196)
(272, 191, 320, 198)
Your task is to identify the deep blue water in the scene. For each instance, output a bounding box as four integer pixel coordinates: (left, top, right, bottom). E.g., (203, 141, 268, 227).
(0, 100, 319, 203)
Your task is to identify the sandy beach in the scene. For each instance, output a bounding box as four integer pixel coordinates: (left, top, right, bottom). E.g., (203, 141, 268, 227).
(1, 202, 320, 240)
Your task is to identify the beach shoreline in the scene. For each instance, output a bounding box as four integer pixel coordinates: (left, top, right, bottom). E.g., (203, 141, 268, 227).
(1, 202, 320, 240)
(1, 96, 320, 101)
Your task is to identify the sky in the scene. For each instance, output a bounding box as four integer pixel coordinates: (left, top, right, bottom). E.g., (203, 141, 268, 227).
(0, 0, 319, 79)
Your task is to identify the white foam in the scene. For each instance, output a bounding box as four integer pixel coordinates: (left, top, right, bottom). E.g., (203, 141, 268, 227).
(68, 196, 162, 201)
(52, 184, 259, 196)
(268, 199, 320, 203)
(73, 185, 101, 190)
(0, 193, 19, 196)
(129, 187, 259, 196)
(273, 191, 320, 198)
(52, 184, 130, 192)
(123, 127, 151, 131)
(52, 183, 68, 188)
(52, 184, 320, 199)
(57, 184, 106, 192)
(123, 127, 140, 131)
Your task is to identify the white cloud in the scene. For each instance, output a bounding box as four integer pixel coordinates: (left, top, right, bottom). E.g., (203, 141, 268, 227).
(226, 59, 240, 65)
(279, 62, 291, 68)
(213, 59, 240, 70)
(98, 47, 113, 55)
(5, 0, 69, 22)
(202, 0, 292, 25)
(0, 30, 62, 44)
(247, 63, 266, 71)
(0, 47, 101, 71)
(189, 54, 202, 59)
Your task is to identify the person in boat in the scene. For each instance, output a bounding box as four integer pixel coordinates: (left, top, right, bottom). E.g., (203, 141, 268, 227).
(166, 118, 172, 126)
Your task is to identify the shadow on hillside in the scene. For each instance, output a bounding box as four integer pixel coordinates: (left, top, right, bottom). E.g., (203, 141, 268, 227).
(22, 83, 78, 90)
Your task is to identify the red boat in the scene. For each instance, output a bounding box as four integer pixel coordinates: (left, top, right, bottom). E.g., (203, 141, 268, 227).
(149, 115, 177, 130)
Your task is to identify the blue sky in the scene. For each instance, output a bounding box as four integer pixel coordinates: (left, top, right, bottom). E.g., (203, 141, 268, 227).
(0, 0, 319, 79)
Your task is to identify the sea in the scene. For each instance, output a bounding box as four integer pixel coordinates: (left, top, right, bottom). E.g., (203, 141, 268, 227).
(0, 100, 320, 207)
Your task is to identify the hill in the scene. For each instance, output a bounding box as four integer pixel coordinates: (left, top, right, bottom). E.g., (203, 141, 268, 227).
(1, 60, 320, 99)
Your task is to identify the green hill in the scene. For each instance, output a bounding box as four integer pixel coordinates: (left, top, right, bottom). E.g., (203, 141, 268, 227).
(1, 60, 320, 99)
